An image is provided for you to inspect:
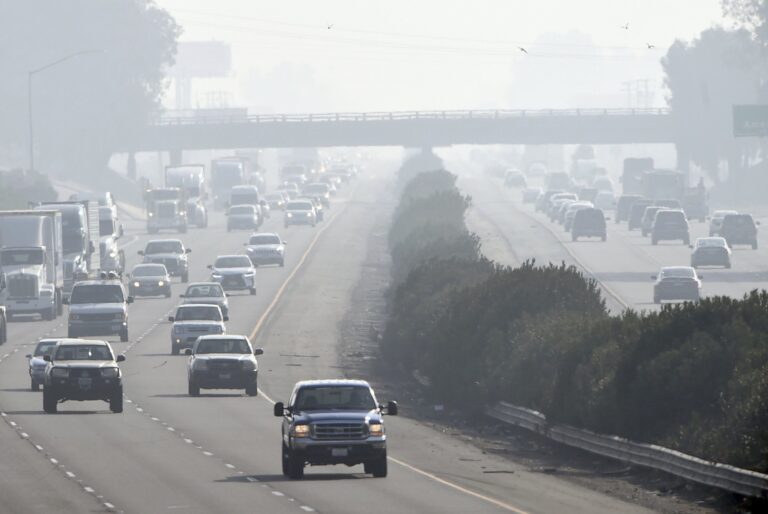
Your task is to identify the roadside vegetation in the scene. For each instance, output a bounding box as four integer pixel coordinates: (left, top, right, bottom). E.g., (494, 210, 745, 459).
(383, 160, 768, 473)
(0, 169, 57, 208)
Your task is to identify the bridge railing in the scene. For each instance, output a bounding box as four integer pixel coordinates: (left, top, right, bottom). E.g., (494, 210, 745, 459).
(154, 108, 671, 126)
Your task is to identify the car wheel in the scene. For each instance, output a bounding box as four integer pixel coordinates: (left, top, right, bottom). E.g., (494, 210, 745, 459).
(367, 451, 388, 477)
(42, 307, 54, 321)
(651, 237, 658, 245)
(188, 380, 200, 397)
(181, 271, 189, 283)
(280, 259, 285, 268)
(752, 241, 758, 250)
(43, 388, 57, 413)
(120, 329, 129, 343)
(110, 389, 124, 413)
(281, 444, 290, 476)
(287, 451, 305, 479)
(653, 296, 660, 304)
(601, 234, 607, 242)
(249, 287, 257, 296)
(31, 379, 40, 392)
(245, 380, 258, 397)
(165, 288, 172, 298)
(683, 237, 690, 246)
(171, 344, 179, 355)
(180, 225, 188, 234)
(725, 261, 731, 269)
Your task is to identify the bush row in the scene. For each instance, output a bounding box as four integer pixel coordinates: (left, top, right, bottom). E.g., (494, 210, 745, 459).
(382, 164, 768, 473)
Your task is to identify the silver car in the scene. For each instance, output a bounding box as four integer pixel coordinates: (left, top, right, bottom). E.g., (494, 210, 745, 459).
(208, 255, 257, 295)
(26, 338, 59, 391)
(180, 282, 229, 317)
(245, 233, 286, 267)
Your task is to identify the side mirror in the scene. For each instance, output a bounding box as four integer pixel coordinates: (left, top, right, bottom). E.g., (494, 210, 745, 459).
(137, 250, 144, 256)
(126, 297, 134, 304)
(756, 221, 761, 226)
(223, 315, 229, 322)
(168, 316, 175, 322)
(386, 401, 398, 416)
(116, 355, 126, 362)
(699, 275, 704, 280)
(206, 264, 213, 269)
(604, 217, 611, 221)
(43, 355, 52, 362)
(179, 294, 185, 298)
(651, 275, 657, 280)
(63, 297, 70, 305)
(688, 245, 693, 249)
(282, 241, 287, 245)
(186, 248, 192, 253)
(225, 293, 230, 297)
(25, 354, 32, 359)
(184, 348, 193, 356)
(273, 402, 285, 417)
(254, 348, 264, 356)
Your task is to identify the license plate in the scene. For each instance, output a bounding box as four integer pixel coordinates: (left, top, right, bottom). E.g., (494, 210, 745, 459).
(112, 324, 122, 331)
(219, 373, 231, 380)
(78, 377, 92, 388)
(331, 448, 348, 457)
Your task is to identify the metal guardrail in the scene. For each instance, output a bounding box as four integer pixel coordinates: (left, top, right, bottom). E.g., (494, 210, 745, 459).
(155, 108, 671, 126)
(486, 401, 768, 498)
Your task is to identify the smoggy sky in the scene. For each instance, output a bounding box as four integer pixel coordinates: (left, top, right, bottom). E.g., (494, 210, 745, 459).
(156, 0, 727, 112)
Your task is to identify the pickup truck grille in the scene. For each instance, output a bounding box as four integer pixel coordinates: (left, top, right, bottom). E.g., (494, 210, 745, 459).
(312, 422, 366, 440)
(79, 313, 118, 322)
(207, 359, 240, 371)
(8, 275, 37, 298)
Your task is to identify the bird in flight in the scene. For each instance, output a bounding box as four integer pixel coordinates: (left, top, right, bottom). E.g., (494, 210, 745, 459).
(620, 23, 630, 30)
(646, 43, 655, 49)
(518, 46, 528, 54)
(327, 24, 334, 30)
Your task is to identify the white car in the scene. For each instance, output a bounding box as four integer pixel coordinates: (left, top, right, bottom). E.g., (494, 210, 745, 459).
(284, 200, 317, 227)
(208, 255, 256, 295)
(652, 266, 702, 303)
(180, 282, 229, 317)
(26, 338, 59, 391)
(186, 335, 263, 397)
(690, 237, 731, 269)
(708, 210, 738, 237)
(169, 304, 227, 355)
(245, 233, 286, 267)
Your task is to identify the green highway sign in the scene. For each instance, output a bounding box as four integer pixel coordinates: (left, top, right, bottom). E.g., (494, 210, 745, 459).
(733, 104, 768, 137)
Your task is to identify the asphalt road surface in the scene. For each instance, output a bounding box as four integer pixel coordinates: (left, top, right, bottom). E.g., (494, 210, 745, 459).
(0, 168, 658, 513)
(461, 171, 768, 313)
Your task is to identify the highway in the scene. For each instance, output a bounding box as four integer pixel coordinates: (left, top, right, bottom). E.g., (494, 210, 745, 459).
(461, 170, 768, 313)
(0, 167, 664, 514)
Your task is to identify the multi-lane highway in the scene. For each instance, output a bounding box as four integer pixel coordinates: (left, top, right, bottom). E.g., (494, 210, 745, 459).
(462, 170, 768, 313)
(1, 167, 679, 514)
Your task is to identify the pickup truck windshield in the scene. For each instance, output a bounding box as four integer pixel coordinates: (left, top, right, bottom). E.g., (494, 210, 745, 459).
(1, 249, 44, 266)
(54, 344, 113, 361)
(196, 339, 249, 354)
(145, 241, 183, 254)
(215, 256, 251, 268)
(249, 235, 281, 245)
(294, 386, 376, 411)
(70, 284, 125, 304)
(175, 306, 221, 321)
(185, 284, 224, 297)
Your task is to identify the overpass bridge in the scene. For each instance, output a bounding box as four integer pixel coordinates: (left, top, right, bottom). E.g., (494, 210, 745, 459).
(119, 108, 676, 156)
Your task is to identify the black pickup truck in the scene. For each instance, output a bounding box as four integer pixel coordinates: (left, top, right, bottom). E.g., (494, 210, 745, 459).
(274, 379, 398, 479)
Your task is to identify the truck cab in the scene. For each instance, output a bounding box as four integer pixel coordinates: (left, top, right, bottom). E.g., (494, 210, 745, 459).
(147, 197, 187, 234)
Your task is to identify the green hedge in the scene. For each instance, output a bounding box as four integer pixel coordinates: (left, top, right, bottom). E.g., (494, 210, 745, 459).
(383, 166, 768, 474)
(0, 169, 57, 208)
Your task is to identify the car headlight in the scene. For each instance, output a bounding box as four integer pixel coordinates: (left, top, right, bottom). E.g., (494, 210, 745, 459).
(193, 359, 208, 370)
(70, 314, 80, 321)
(113, 312, 126, 321)
(286, 213, 293, 218)
(291, 424, 310, 437)
(148, 212, 154, 217)
(212, 273, 222, 279)
(368, 423, 384, 436)
(100, 367, 119, 378)
(109, 251, 118, 258)
(241, 359, 256, 371)
(51, 367, 69, 378)
(158, 280, 165, 287)
(133, 281, 141, 288)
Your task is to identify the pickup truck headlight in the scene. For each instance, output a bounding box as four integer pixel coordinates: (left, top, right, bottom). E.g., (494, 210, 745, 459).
(109, 251, 118, 258)
(100, 367, 119, 378)
(192, 359, 208, 370)
(133, 281, 141, 288)
(112, 312, 126, 321)
(241, 360, 256, 371)
(286, 213, 293, 218)
(291, 424, 310, 437)
(69, 314, 80, 321)
(158, 280, 165, 287)
(50, 367, 69, 378)
(368, 423, 384, 436)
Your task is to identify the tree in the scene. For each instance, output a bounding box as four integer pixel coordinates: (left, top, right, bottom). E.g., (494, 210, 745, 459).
(723, 0, 768, 45)
(0, 1, 179, 178)
(662, 28, 762, 181)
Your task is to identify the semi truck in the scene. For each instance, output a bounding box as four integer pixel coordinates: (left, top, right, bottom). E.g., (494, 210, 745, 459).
(166, 165, 208, 227)
(0, 210, 64, 320)
(145, 188, 188, 234)
(621, 158, 655, 195)
(211, 158, 246, 210)
(641, 169, 708, 222)
(36, 201, 101, 298)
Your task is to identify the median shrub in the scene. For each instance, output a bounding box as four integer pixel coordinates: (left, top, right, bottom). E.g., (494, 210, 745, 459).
(382, 164, 768, 473)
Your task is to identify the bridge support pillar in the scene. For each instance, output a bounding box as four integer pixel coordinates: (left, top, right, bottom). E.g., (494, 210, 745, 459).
(127, 152, 137, 180)
(169, 148, 183, 166)
(676, 144, 690, 172)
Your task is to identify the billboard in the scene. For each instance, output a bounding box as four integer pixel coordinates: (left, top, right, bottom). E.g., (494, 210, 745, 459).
(171, 41, 231, 78)
(733, 104, 768, 137)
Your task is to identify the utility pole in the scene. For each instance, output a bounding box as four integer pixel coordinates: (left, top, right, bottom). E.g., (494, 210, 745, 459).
(28, 49, 102, 171)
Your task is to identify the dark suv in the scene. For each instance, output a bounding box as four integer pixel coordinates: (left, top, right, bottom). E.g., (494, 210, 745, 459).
(628, 199, 653, 231)
(274, 379, 397, 479)
(43, 339, 125, 414)
(615, 195, 643, 224)
(571, 208, 607, 241)
(652, 209, 690, 245)
(720, 214, 759, 249)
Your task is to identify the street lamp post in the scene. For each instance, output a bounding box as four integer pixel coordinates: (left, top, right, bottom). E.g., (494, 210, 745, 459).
(27, 49, 101, 172)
